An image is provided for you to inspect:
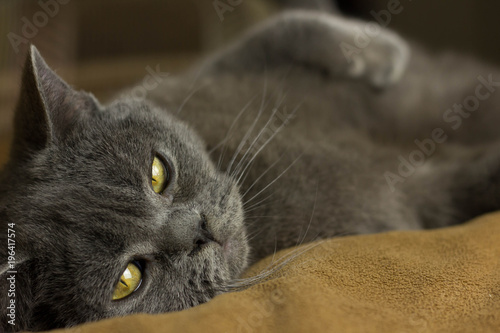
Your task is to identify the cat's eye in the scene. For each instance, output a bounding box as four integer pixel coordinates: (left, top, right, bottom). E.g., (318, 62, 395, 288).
(112, 261, 143, 301)
(152, 156, 169, 194)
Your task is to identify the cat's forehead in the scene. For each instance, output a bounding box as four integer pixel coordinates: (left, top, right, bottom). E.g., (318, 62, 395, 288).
(40, 100, 209, 175)
(84, 101, 201, 148)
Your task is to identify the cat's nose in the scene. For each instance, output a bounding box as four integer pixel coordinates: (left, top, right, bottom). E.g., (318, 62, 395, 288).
(190, 215, 216, 255)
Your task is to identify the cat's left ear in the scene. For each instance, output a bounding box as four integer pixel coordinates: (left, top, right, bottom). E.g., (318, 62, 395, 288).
(12, 45, 100, 157)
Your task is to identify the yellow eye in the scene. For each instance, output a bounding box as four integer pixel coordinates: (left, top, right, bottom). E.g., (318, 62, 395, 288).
(152, 156, 168, 194)
(112, 262, 142, 301)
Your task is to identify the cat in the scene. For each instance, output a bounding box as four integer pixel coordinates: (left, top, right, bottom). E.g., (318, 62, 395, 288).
(2, 4, 500, 332)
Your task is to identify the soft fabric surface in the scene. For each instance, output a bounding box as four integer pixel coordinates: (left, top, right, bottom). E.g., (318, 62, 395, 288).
(44, 213, 500, 333)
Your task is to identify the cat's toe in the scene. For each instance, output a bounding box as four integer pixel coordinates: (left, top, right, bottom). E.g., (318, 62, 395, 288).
(363, 33, 410, 88)
(343, 30, 409, 89)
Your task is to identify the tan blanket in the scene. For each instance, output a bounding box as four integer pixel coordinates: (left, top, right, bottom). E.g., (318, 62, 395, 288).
(45, 213, 500, 333)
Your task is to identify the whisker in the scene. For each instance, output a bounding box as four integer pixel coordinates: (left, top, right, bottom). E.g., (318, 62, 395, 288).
(215, 96, 259, 170)
(224, 241, 323, 291)
(246, 228, 265, 243)
(243, 153, 303, 207)
(176, 82, 208, 115)
(270, 235, 279, 267)
(296, 181, 319, 247)
(226, 73, 269, 174)
(235, 104, 301, 185)
(243, 191, 277, 211)
(243, 203, 275, 215)
(187, 66, 204, 91)
(210, 95, 258, 155)
(231, 94, 286, 180)
(241, 154, 285, 198)
(236, 159, 255, 188)
(243, 196, 279, 213)
(229, 72, 291, 178)
(245, 215, 288, 219)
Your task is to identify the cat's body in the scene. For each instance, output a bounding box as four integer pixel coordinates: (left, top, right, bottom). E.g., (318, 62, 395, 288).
(2, 6, 500, 332)
(153, 23, 500, 260)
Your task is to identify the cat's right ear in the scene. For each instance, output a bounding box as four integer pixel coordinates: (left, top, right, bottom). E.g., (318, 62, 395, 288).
(12, 45, 99, 158)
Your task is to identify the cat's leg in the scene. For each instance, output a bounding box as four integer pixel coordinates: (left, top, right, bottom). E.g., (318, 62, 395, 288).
(398, 141, 500, 229)
(200, 11, 409, 88)
(448, 143, 500, 222)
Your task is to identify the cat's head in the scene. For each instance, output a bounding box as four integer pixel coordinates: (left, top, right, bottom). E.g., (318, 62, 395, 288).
(0, 46, 249, 331)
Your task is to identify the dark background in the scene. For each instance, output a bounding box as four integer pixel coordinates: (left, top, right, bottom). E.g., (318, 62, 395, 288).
(338, 0, 500, 64)
(1, 0, 500, 154)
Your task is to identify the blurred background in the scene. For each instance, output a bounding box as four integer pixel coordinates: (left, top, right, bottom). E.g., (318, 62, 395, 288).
(1, 0, 500, 162)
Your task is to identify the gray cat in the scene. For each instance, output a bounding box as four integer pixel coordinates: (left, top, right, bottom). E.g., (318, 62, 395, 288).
(2, 5, 500, 332)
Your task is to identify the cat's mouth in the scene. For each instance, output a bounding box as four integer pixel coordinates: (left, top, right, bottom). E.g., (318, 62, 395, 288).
(187, 215, 225, 257)
(188, 232, 237, 259)
(188, 227, 223, 257)
(189, 219, 248, 276)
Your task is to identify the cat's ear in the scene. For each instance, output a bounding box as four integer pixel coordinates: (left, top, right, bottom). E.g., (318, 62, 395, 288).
(13, 45, 100, 156)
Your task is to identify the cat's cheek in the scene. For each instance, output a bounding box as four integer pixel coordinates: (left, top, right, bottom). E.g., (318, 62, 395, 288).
(222, 238, 239, 259)
(222, 232, 249, 276)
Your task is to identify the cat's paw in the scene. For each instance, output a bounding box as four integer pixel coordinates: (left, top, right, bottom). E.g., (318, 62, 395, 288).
(203, 10, 410, 88)
(342, 26, 410, 88)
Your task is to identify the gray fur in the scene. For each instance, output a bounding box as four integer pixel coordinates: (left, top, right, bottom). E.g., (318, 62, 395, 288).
(2, 8, 500, 332)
